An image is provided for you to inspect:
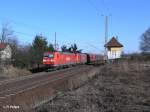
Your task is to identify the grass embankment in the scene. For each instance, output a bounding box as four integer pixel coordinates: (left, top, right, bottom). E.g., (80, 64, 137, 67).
(36, 61, 150, 112)
(0, 66, 31, 78)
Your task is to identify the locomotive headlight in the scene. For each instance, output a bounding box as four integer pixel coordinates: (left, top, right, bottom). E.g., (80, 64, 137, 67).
(50, 59, 54, 62)
(43, 59, 46, 62)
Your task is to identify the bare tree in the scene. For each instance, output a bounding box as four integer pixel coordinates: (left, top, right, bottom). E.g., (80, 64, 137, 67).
(8, 38, 19, 60)
(0, 22, 14, 43)
(61, 45, 68, 52)
(0, 22, 18, 67)
(61, 44, 82, 53)
(0, 22, 18, 58)
(140, 27, 150, 53)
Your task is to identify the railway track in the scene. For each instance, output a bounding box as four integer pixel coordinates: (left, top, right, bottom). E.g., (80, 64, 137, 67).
(0, 65, 96, 111)
(0, 65, 87, 91)
(0, 65, 92, 97)
(0, 65, 77, 85)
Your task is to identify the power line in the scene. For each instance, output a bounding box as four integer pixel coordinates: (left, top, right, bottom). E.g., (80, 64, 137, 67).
(9, 18, 50, 32)
(14, 31, 35, 37)
(0, 18, 35, 37)
(0, 18, 62, 47)
(86, 43, 104, 52)
(0, 17, 74, 44)
(0, 16, 54, 36)
(101, 0, 111, 15)
(87, 0, 102, 16)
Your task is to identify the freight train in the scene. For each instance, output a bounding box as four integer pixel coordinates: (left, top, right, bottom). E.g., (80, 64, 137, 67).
(43, 51, 104, 68)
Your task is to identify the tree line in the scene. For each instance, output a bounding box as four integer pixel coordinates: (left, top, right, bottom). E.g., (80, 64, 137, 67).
(1, 22, 150, 69)
(0, 23, 81, 69)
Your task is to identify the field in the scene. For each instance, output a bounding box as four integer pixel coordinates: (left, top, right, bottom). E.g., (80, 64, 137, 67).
(35, 61, 150, 112)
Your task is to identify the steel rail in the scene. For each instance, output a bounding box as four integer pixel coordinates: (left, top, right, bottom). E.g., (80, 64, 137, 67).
(0, 66, 92, 98)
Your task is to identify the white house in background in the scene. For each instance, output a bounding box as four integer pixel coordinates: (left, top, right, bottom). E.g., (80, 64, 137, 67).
(104, 37, 123, 60)
(0, 44, 12, 61)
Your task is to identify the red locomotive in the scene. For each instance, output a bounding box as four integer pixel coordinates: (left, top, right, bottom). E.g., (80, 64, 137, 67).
(43, 51, 104, 68)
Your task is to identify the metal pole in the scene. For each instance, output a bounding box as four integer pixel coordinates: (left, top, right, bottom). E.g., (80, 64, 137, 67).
(105, 16, 108, 61)
(105, 16, 108, 44)
(55, 32, 56, 51)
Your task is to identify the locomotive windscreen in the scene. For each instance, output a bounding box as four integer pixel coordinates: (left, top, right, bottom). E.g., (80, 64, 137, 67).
(44, 53, 54, 58)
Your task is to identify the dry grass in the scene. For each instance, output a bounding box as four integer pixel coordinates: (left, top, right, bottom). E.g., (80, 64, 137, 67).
(35, 61, 150, 112)
(67, 67, 100, 91)
(0, 65, 32, 78)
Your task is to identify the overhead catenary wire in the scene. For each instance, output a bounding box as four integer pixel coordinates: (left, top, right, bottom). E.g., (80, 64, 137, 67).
(0, 17, 55, 37)
(87, 0, 111, 16)
(85, 42, 104, 53)
(87, 0, 101, 16)
(0, 17, 74, 46)
(14, 31, 35, 37)
(0, 16, 52, 32)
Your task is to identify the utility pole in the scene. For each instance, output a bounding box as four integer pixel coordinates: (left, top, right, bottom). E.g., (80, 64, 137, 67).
(104, 16, 108, 61)
(55, 32, 56, 51)
(105, 16, 108, 44)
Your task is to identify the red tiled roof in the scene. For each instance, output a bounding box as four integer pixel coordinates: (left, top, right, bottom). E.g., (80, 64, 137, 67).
(104, 37, 123, 47)
(0, 43, 7, 50)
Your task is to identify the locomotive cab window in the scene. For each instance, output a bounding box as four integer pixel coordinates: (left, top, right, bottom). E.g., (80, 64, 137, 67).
(44, 53, 54, 58)
(49, 54, 54, 58)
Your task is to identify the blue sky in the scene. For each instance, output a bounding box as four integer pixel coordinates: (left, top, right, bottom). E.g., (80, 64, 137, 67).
(0, 0, 150, 53)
